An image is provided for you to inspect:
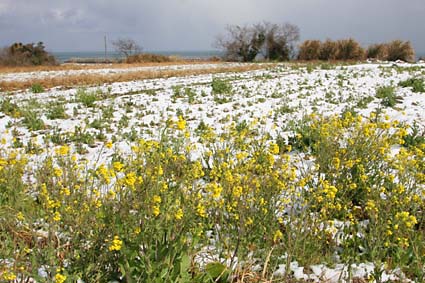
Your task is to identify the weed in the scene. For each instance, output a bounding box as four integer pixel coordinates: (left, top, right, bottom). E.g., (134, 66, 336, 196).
(375, 86, 401, 107)
(30, 83, 44, 93)
(398, 78, 425, 93)
(211, 78, 232, 95)
(76, 88, 98, 107)
(46, 103, 68, 120)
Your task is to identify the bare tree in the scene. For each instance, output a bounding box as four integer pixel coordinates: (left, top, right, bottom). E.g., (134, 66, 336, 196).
(112, 38, 142, 59)
(215, 22, 299, 62)
(255, 22, 300, 61)
(215, 25, 264, 62)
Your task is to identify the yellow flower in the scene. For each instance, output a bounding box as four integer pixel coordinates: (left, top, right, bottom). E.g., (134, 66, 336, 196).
(125, 172, 137, 188)
(175, 208, 184, 220)
(196, 203, 207, 218)
(53, 211, 61, 222)
(55, 273, 67, 283)
(17, 212, 25, 221)
(113, 161, 124, 172)
(332, 157, 340, 170)
(269, 143, 279, 155)
(152, 205, 160, 216)
(273, 230, 283, 242)
(54, 167, 63, 177)
(153, 195, 162, 204)
(2, 270, 17, 281)
(55, 145, 70, 156)
(105, 140, 113, 149)
(108, 235, 123, 251)
(176, 116, 186, 131)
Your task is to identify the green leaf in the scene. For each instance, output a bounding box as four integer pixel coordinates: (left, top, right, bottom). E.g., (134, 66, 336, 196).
(205, 262, 229, 282)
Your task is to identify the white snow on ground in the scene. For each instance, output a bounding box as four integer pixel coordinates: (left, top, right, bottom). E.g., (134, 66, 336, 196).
(1, 61, 424, 166)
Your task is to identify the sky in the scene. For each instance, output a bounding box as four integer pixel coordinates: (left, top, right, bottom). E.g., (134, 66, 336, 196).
(0, 0, 424, 53)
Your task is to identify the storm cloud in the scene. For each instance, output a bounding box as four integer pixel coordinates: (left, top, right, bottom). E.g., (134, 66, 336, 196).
(0, 0, 424, 53)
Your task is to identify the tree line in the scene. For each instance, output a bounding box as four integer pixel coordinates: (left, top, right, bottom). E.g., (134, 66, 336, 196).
(0, 21, 418, 66)
(215, 21, 416, 62)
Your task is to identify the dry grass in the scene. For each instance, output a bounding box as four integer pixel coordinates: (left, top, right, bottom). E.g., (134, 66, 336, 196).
(0, 64, 273, 92)
(0, 60, 221, 74)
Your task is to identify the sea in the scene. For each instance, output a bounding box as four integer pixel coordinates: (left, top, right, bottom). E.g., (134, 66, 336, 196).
(52, 50, 223, 63)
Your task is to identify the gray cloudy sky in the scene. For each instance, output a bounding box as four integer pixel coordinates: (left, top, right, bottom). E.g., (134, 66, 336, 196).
(0, 0, 424, 53)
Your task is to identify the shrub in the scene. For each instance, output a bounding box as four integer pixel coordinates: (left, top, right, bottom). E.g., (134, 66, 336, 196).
(335, 38, 365, 60)
(215, 22, 300, 62)
(126, 53, 174, 63)
(0, 42, 57, 66)
(385, 40, 415, 62)
(366, 43, 388, 60)
(298, 40, 322, 60)
(319, 39, 338, 60)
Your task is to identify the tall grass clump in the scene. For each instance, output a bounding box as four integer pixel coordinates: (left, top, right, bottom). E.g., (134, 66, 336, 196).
(298, 40, 321, 60)
(366, 43, 388, 60)
(385, 40, 415, 62)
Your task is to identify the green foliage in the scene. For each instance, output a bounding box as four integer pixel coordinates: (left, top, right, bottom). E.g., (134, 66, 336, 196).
(30, 83, 44, 93)
(399, 78, 425, 93)
(211, 78, 232, 95)
(0, 114, 425, 281)
(0, 42, 57, 66)
(76, 88, 99, 107)
(0, 98, 20, 117)
(21, 108, 45, 131)
(46, 103, 68, 120)
(375, 86, 400, 107)
(402, 122, 425, 148)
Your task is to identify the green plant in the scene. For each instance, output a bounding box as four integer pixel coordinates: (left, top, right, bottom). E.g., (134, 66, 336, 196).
(76, 88, 98, 107)
(21, 108, 45, 131)
(211, 78, 232, 95)
(399, 78, 425, 93)
(46, 103, 68, 120)
(30, 83, 44, 93)
(375, 86, 400, 107)
(0, 98, 20, 117)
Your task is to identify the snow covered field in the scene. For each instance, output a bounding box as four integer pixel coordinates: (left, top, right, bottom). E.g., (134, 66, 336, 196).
(1, 61, 424, 282)
(1, 62, 424, 164)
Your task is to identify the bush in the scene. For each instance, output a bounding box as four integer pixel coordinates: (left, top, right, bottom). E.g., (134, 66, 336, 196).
(335, 38, 365, 60)
(298, 40, 322, 60)
(385, 40, 415, 62)
(366, 43, 388, 60)
(319, 39, 338, 60)
(215, 22, 300, 62)
(126, 53, 174, 63)
(0, 42, 57, 66)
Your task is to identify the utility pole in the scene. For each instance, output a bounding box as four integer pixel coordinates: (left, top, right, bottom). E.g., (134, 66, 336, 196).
(104, 35, 107, 63)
